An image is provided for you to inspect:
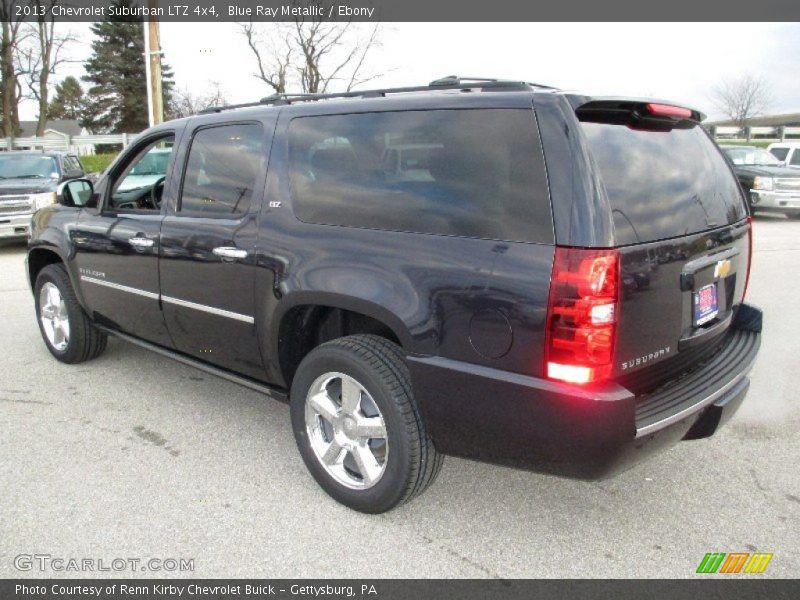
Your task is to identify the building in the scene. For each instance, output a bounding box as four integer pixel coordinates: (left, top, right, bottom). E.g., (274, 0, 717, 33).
(706, 112, 800, 141)
(5, 120, 95, 155)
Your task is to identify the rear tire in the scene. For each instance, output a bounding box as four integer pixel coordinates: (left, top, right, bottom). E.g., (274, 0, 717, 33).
(34, 264, 107, 364)
(290, 334, 442, 513)
(786, 213, 800, 220)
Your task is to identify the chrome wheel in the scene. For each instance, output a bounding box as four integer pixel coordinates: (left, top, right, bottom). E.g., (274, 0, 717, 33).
(304, 372, 388, 490)
(39, 282, 70, 352)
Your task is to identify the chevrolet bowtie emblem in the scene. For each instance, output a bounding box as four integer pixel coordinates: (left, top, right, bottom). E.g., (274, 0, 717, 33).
(714, 259, 732, 279)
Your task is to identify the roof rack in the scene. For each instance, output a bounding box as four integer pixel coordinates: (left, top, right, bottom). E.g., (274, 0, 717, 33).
(199, 75, 557, 114)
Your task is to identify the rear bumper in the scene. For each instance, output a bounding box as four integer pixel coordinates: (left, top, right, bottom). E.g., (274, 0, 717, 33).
(408, 314, 760, 480)
(0, 213, 32, 239)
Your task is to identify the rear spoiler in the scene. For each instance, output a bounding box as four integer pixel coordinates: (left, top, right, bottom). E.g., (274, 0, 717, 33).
(573, 98, 705, 129)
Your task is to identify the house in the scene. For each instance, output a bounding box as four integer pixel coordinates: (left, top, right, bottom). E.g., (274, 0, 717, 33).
(9, 119, 96, 155)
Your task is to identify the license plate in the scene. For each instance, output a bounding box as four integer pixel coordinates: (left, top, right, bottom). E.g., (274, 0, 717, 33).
(694, 283, 718, 326)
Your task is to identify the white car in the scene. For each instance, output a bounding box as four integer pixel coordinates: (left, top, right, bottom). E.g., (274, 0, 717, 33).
(767, 142, 800, 170)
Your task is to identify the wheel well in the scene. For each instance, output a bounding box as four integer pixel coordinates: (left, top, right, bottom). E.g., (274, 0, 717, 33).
(278, 305, 401, 388)
(27, 248, 63, 290)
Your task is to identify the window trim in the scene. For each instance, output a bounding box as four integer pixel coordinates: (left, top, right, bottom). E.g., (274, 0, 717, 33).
(175, 120, 265, 219)
(285, 108, 553, 245)
(102, 131, 176, 215)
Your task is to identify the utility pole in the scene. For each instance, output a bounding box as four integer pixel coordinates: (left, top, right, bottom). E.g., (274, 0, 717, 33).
(143, 0, 164, 127)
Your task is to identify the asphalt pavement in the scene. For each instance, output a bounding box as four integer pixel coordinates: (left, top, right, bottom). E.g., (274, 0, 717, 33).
(1, 215, 798, 578)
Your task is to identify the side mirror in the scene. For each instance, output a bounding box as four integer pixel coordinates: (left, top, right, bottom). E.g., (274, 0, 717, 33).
(57, 178, 94, 208)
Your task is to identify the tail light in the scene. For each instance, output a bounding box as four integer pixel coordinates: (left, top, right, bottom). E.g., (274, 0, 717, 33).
(545, 247, 620, 385)
(743, 216, 753, 300)
(645, 103, 693, 119)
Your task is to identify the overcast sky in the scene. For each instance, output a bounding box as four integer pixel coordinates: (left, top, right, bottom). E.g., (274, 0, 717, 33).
(20, 22, 800, 123)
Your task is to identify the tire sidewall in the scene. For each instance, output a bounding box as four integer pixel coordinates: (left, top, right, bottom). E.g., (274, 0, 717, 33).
(34, 266, 82, 362)
(291, 343, 413, 513)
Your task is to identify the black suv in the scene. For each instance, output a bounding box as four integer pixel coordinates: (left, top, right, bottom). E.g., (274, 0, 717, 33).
(0, 151, 86, 240)
(26, 77, 762, 513)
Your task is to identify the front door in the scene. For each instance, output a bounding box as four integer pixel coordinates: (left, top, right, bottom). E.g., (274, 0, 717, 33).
(72, 131, 180, 346)
(159, 120, 270, 379)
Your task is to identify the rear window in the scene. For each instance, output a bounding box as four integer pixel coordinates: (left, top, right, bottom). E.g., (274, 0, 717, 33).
(288, 109, 552, 243)
(580, 122, 746, 245)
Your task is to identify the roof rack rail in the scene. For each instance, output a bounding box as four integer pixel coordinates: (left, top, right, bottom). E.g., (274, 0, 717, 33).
(198, 76, 557, 114)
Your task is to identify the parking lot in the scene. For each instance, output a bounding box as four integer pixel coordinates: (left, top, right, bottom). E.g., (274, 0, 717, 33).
(1, 215, 798, 579)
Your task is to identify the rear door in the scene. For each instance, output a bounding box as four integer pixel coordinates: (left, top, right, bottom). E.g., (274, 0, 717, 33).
(159, 119, 272, 380)
(575, 104, 750, 388)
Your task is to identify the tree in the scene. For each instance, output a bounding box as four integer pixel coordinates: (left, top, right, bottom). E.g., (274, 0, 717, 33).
(15, 1, 78, 136)
(711, 74, 773, 130)
(0, 0, 27, 136)
(171, 81, 228, 118)
(47, 75, 84, 120)
(239, 5, 381, 95)
(82, 0, 174, 133)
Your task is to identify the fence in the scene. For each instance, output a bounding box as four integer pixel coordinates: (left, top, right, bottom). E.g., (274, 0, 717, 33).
(0, 133, 138, 155)
(709, 125, 800, 143)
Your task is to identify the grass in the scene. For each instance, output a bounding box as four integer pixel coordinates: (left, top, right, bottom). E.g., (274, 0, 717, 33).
(79, 153, 118, 174)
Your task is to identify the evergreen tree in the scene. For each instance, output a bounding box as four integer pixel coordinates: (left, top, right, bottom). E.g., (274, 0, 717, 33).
(81, 0, 173, 133)
(47, 76, 86, 122)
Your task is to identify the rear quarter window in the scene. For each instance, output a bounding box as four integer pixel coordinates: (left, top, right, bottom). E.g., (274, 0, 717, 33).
(287, 109, 553, 244)
(580, 122, 747, 245)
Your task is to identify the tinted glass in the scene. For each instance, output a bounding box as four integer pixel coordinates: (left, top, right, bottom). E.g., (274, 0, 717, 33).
(180, 123, 263, 216)
(791, 151, 800, 166)
(580, 122, 746, 245)
(770, 147, 789, 161)
(288, 110, 552, 243)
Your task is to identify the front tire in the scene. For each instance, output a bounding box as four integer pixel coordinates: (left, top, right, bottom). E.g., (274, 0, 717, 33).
(290, 335, 442, 513)
(34, 264, 107, 364)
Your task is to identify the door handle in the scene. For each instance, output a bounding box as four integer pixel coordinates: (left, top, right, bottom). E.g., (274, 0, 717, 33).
(212, 246, 248, 261)
(128, 236, 154, 248)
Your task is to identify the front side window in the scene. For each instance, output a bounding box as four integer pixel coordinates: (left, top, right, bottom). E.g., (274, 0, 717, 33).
(770, 147, 789, 162)
(791, 150, 800, 166)
(287, 109, 552, 243)
(109, 135, 175, 211)
(179, 123, 264, 216)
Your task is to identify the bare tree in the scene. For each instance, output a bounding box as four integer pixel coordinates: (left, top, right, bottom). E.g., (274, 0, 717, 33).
(711, 74, 773, 130)
(239, 21, 293, 94)
(239, 6, 382, 95)
(16, 1, 78, 136)
(0, 0, 29, 136)
(171, 81, 229, 118)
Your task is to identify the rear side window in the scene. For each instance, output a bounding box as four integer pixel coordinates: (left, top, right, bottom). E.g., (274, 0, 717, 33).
(770, 147, 789, 161)
(288, 109, 552, 243)
(580, 122, 747, 245)
(791, 150, 800, 167)
(179, 123, 263, 216)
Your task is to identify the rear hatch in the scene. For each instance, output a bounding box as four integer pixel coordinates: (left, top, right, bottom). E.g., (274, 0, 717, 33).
(576, 100, 751, 393)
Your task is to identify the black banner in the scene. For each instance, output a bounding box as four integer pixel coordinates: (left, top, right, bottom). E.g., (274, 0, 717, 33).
(7, 0, 800, 22)
(3, 580, 800, 600)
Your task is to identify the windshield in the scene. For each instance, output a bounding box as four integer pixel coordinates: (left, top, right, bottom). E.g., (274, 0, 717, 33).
(128, 150, 171, 176)
(0, 155, 58, 179)
(723, 147, 782, 166)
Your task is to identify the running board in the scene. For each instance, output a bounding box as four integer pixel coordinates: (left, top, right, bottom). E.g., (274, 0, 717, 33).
(95, 325, 289, 403)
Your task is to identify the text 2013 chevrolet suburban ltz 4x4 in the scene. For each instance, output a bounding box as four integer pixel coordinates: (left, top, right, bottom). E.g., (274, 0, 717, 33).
(27, 77, 762, 513)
